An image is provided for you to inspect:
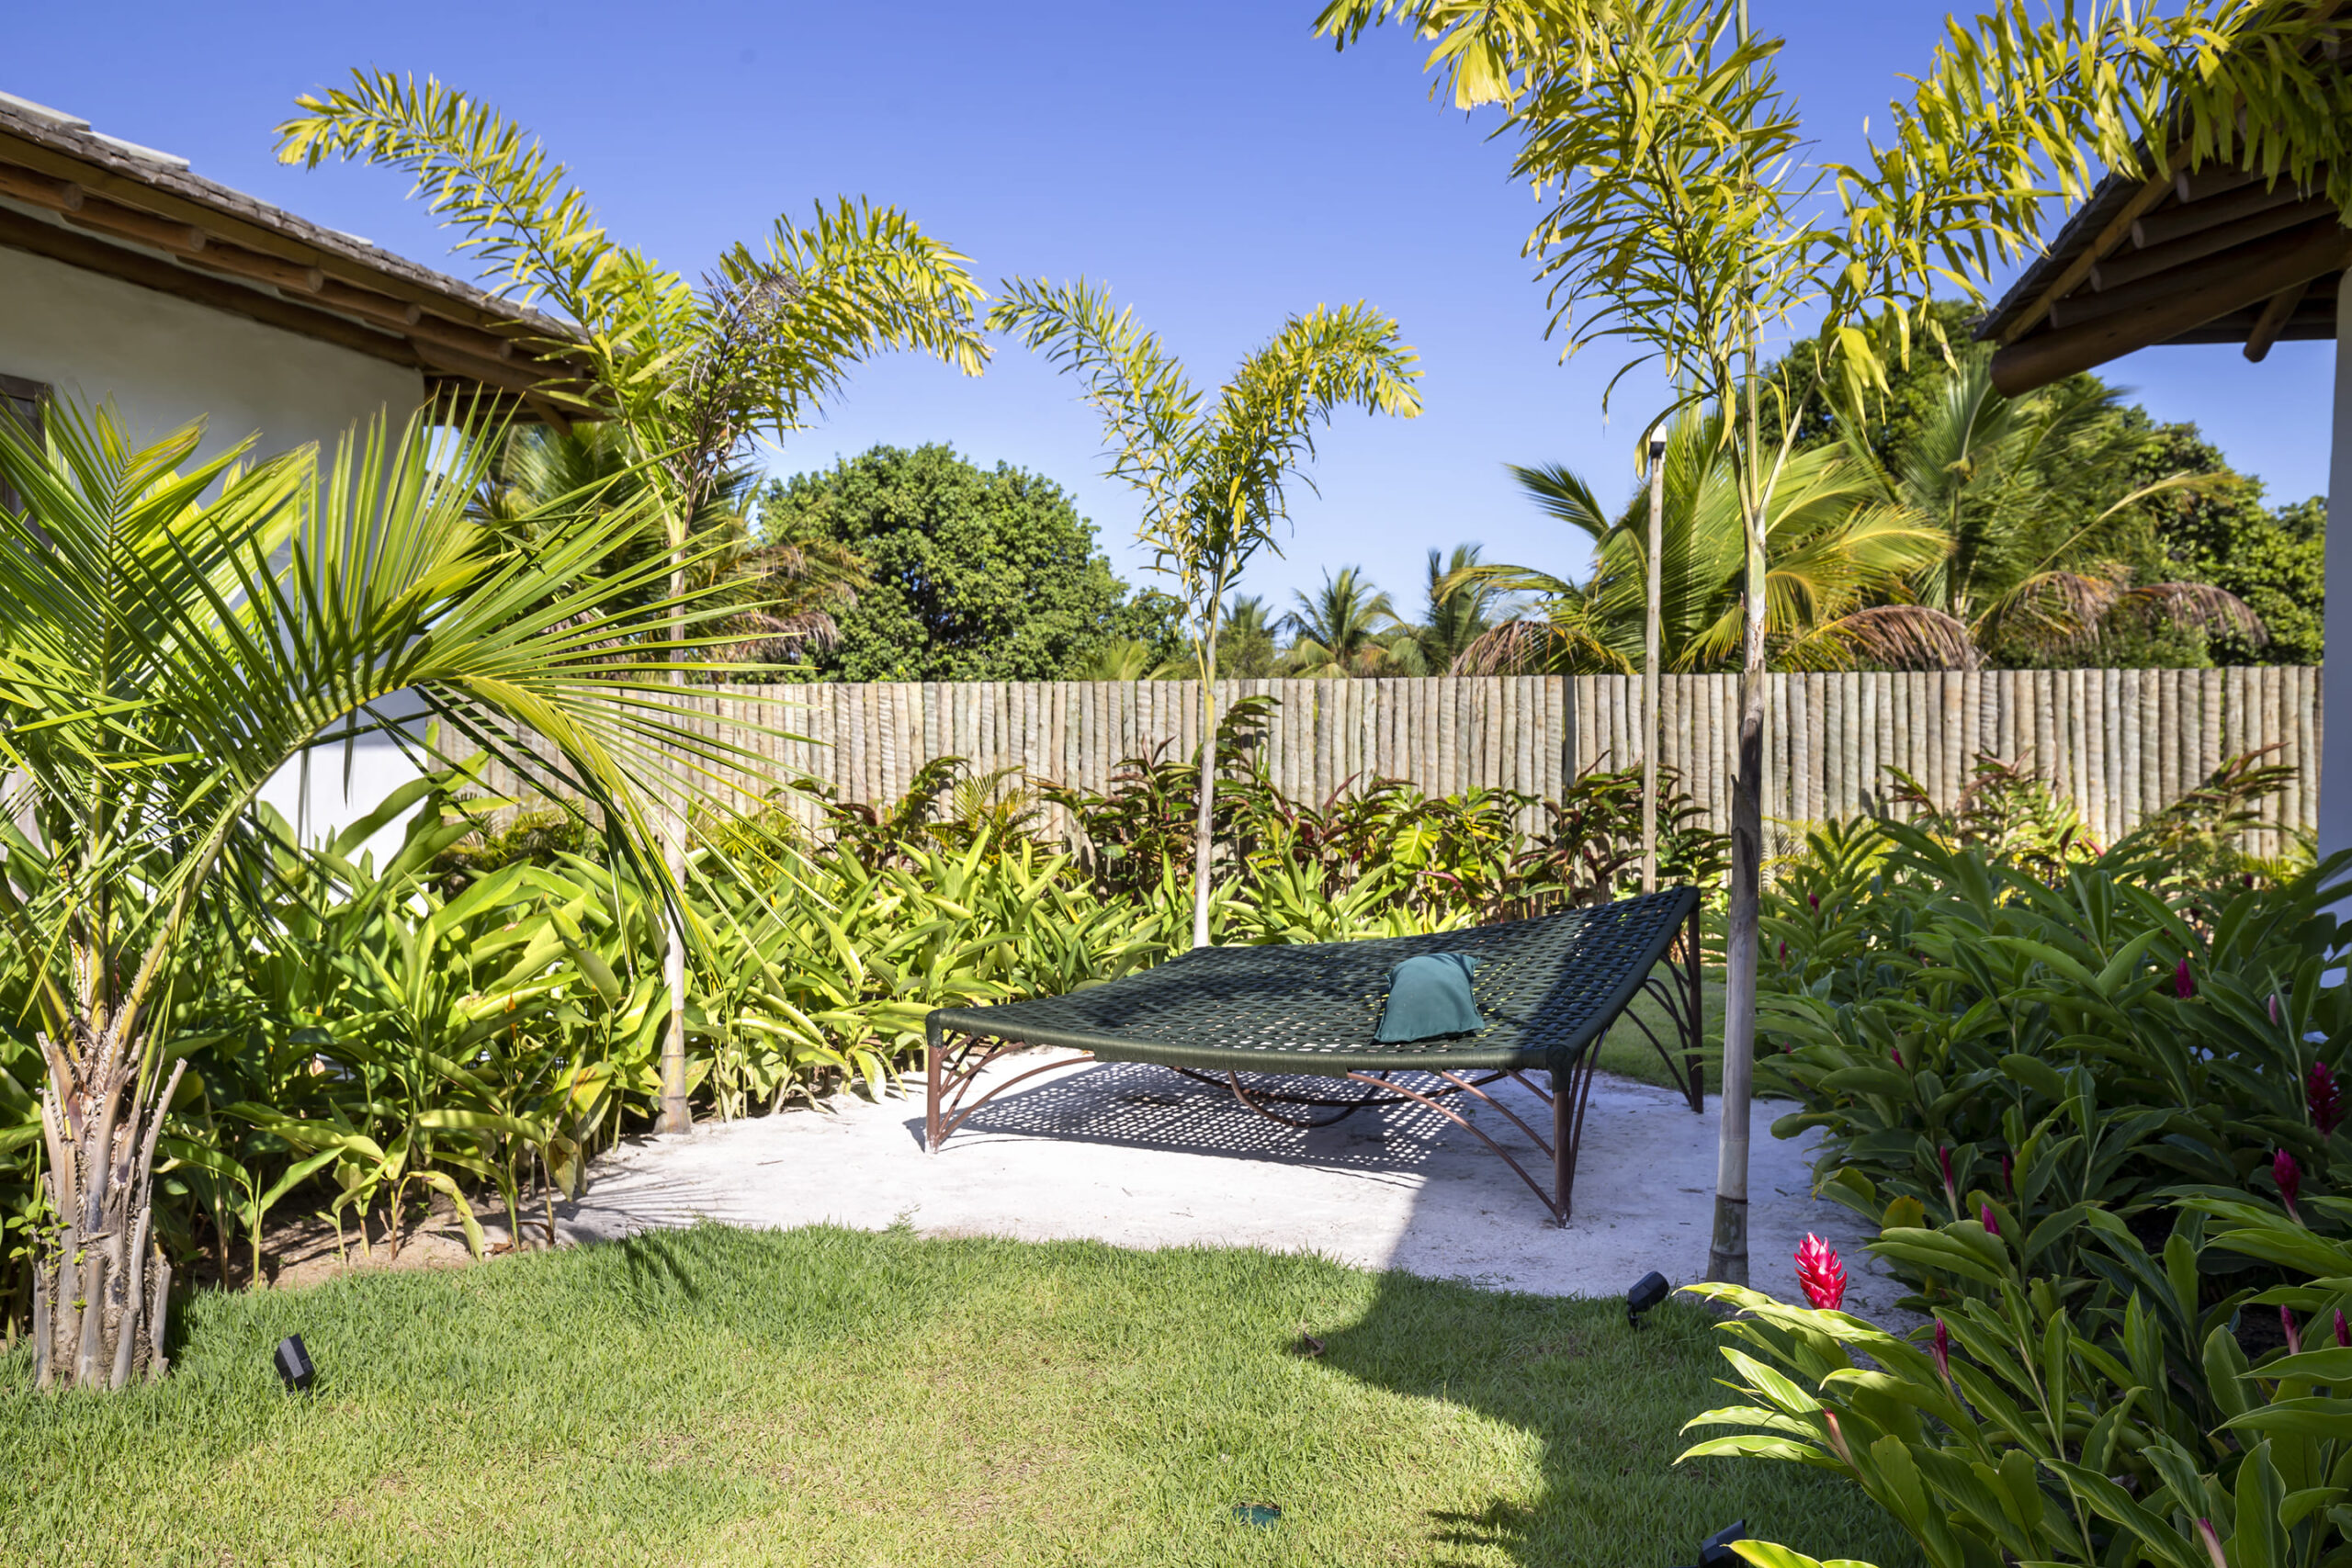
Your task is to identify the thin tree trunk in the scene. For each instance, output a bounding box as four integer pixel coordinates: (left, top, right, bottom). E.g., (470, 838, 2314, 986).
(1712, 505, 1765, 1289)
(1190, 628, 1220, 951)
(659, 525, 692, 1135)
(1642, 430, 1666, 893)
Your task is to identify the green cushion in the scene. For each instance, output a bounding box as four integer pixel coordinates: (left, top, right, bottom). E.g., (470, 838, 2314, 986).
(1374, 952, 1484, 1043)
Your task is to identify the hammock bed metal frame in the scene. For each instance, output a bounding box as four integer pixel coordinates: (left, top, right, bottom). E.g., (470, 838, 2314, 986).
(922, 887, 1705, 1226)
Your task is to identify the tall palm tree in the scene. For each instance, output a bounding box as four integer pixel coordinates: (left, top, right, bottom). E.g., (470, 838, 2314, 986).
(283, 73, 987, 1130)
(0, 404, 745, 1389)
(1456, 412, 1960, 676)
(1408, 543, 1509, 672)
(1280, 566, 1406, 677)
(990, 280, 1420, 948)
(1217, 594, 1279, 678)
(473, 423, 870, 668)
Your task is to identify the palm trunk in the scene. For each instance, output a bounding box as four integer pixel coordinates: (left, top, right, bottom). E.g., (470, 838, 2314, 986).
(1189, 626, 1220, 951)
(658, 523, 692, 1135)
(1711, 497, 1766, 1289)
(32, 1003, 185, 1390)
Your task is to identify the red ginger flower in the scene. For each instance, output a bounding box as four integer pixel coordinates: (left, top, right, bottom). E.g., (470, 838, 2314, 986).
(2335, 1308, 2348, 1348)
(1890, 1044, 1905, 1068)
(2276, 1149, 2304, 1220)
(2283, 1306, 2303, 1355)
(1979, 1202, 2001, 1237)
(2175, 956, 2195, 998)
(1930, 1318, 1951, 1384)
(1795, 1233, 1848, 1311)
(2311, 1061, 2345, 1136)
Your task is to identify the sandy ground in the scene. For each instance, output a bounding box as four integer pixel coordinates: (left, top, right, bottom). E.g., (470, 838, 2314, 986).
(553, 1051, 1908, 1318)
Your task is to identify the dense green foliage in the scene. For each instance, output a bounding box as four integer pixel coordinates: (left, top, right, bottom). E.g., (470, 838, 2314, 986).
(0, 1224, 1917, 1567)
(1678, 754, 2352, 1568)
(2130, 421, 2327, 669)
(1470, 333, 2318, 676)
(0, 693, 1722, 1320)
(755, 444, 1180, 682)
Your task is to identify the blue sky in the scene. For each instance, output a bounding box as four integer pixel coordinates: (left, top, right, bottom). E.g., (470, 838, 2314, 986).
(10, 2, 2336, 620)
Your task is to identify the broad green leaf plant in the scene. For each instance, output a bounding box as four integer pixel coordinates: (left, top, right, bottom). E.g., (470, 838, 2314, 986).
(0, 405, 751, 1389)
(278, 72, 989, 1132)
(989, 279, 1421, 949)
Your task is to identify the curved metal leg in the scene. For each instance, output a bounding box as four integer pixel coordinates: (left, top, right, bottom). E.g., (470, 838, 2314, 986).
(1342, 1070, 1564, 1223)
(925, 1028, 1099, 1150)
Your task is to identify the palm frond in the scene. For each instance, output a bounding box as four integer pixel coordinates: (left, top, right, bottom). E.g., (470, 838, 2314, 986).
(1784, 604, 1978, 671)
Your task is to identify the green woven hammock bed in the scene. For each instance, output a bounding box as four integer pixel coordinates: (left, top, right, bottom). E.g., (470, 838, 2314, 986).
(923, 886, 1705, 1225)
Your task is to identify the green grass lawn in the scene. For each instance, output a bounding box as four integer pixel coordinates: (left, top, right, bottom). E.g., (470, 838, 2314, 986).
(0, 1224, 1916, 1567)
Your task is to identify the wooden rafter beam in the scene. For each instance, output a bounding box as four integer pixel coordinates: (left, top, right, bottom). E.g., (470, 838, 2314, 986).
(1996, 151, 2186, 347)
(0, 157, 585, 383)
(2244, 279, 2313, 362)
(1992, 217, 2352, 393)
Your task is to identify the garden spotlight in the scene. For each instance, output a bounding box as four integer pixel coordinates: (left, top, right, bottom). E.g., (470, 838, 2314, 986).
(1668, 1517, 1749, 1568)
(274, 1334, 315, 1392)
(1626, 1270, 1669, 1327)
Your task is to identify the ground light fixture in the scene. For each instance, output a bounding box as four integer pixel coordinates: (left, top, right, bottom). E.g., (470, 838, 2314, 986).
(274, 1334, 315, 1392)
(1625, 1269, 1670, 1327)
(1231, 1504, 1282, 1529)
(1668, 1518, 1750, 1568)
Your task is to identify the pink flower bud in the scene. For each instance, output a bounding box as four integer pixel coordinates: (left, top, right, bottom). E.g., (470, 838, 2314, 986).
(1931, 1318, 1951, 1383)
(2174, 956, 2195, 998)
(2310, 1061, 2345, 1136)
(1778, 939, 1788, 964)
(2270, 992, 2284, 1026)
(1979, 1202, 2000, 1237)
(1795, 1233, 1848, 1311)
(1890, 1043, 1905, 1068)
(2198, 1519, 2227, 1568)
(2275, 1148, 2303, 1219)
(2335, 1308, 2347, 1348)
(1808, 891, 1819, 910)
(2283, 1306, 2303, 1355)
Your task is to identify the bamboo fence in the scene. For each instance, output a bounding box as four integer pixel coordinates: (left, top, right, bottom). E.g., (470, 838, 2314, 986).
(455, 668, 2323, 857)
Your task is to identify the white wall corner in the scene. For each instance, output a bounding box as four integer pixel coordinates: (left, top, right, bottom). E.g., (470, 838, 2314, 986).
(2320, 270, 2352, 863)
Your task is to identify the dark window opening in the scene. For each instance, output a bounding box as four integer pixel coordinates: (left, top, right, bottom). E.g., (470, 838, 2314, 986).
(0, 373, 45, 516)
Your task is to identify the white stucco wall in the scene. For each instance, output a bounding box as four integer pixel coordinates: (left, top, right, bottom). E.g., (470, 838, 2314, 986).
(0, 241, 438, 849)
(0, 242, 427, 469)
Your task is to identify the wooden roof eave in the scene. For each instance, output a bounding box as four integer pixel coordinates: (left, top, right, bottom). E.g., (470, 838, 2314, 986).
(0, 106, 605, 421)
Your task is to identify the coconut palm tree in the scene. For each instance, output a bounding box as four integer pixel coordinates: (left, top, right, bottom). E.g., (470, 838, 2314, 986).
(1280, 566, 1407, 677)
(1456, 412, 1960, 676)
(0, 403, 746, 1389)
(1217, 594, 1280, 678)
(1406, 544, 1509, 672)
(1847, 353, 2261, 660)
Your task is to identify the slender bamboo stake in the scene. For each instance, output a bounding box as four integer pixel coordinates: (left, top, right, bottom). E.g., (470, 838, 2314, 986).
(1642, 430, 1666, 891)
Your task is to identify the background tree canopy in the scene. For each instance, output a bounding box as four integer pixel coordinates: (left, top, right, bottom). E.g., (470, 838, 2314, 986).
(755, 444, 1182, 682)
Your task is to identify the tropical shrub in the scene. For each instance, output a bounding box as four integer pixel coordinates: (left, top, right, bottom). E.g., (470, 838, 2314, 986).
(1046, 693, 1728, 918)
(1688, 1187, 2352, 1568)
(1759, 757, 2343, 1301)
